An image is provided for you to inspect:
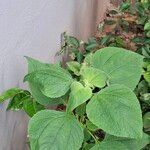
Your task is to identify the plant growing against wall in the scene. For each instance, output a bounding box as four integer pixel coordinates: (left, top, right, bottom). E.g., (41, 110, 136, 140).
(60, 1, 150, 144)
(0, 47, 149, 149)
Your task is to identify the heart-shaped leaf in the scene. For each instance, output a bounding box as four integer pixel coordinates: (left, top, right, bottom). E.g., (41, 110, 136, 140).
(91, 133, 150, 150)
(67, 81, 92, 112)
(86, 84, 143, 138)
(24, 69, 73, 98)
(25, 57, 63, 105)
(81, 66, 108, 88)
(91, 47, 143, 90)
(28, 110, 84, 150)
(25, 57, 73, 99)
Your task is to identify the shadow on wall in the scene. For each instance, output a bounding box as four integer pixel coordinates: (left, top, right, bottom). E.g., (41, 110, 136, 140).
(73, 0, 110, 41)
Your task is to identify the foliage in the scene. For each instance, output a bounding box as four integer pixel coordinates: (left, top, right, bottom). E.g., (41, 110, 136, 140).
(1, 46, 149, 150)
(54, 1, 150, 148)
(0, 1, 150, 149)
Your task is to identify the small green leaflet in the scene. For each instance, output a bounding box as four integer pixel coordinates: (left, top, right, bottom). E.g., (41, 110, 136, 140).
(0, 88, 22, 103)
(24, 68, 73, 98)
(143, 112, 150, 131)
(91, 133, 150, 150)
(84, 53, 93, 66)
(5, 89, 44, 117)
(67, 81, 92, 112)
(68, 36, 80, 48)
(7, 91, 30, 110)
(67, 61, 81, 76)
(86, 84, 143, 139)
(144, 21, 150, 31)
(91, 47, 143, 90)
(144, 71, 150, 83)
(80, 66, 108, 88)
(28, 110, 84, 150)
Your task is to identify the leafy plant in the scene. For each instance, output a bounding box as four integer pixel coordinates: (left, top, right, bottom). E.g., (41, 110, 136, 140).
(0, 47, 149, 149)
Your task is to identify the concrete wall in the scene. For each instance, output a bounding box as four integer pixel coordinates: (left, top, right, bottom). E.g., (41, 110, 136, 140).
(0, 0, 109, 149)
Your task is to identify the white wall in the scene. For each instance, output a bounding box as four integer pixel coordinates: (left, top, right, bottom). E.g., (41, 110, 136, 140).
(0, 0, 109, 149)
(0, 1, 76, 150)
(0, 0, 76, 91)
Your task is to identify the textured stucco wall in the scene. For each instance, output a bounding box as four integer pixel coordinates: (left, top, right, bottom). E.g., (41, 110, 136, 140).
(0, 0, 109, 149)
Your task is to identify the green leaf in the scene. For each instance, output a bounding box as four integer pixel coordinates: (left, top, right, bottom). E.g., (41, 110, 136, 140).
(76, 52, 84, 63)
(25, 56, 64, 105)
(68, 36, 80, 48)
(115, 37, 124, 47)
(28, 110, 84, 150)
(0, 88, 22, 103)
(120, 2, 130, 11)
(7, 91, 30, 110)
(141, 93, 150, 102)
(67, 61, 81, 76)
(146, 30, 150, 37)
(137, 80, 149, 95)
(85, 43, 98, 51)
(24, 68, 73, 98)
(80, 66, 108, 88)
(85, 37, 98, 52)
(67, 82, 92, 112)
(29, 82, 63, 106)
(84, 53, 94, 66)
(23, 98, 44, 117)
(142, 47, 150, 59)
(91, 47, 143, 90)
(100, 35, 111, 46)
(91, 133, 150, 150)
(144, 71, 150, 82)
(143, 112, 150, 130)
(135, 3, 145, 15)
(86, 120, 98, 131)
(25, 56, 53, 73)
(144, 21, 150, 31)
(86, 84, 143, 138)
(75, 103, 86, 117)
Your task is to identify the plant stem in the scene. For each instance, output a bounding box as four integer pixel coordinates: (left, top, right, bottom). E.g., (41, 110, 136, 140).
(87, 130, 98, 144)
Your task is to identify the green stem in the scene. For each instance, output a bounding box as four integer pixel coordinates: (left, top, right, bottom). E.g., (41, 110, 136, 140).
(87, 130, 98, 144)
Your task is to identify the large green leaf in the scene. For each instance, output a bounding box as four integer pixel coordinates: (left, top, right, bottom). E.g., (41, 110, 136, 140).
(25, 56, 54, 73)
(24, 68, 73, 98)
(29, 82, 63, 106)
(91, 47, 143, 90)
(80, 66, 108, 88)
(23, 97, 45, 117)
(91, 133, 150, 150)
(67, 81, 92, 112)
(28, 110, 84, 150)
(0, 88, 23, 103)
(86, 84, 143, 138)
(25, 57, 70, 105)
